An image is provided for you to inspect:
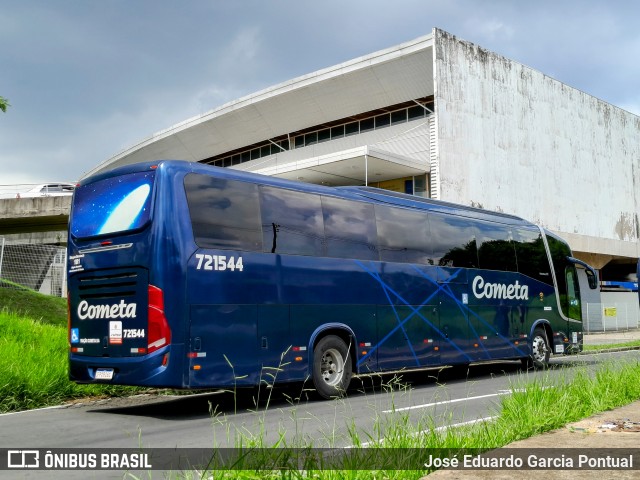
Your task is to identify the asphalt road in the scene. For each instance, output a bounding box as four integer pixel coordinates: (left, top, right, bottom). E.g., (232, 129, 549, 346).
(1, 349, 639, 479)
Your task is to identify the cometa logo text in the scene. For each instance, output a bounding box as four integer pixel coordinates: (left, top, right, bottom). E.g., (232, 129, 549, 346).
(77, 300, 137, 320)
(472, 275, 529, 300)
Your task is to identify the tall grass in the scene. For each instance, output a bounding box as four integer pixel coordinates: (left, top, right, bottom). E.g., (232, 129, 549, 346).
(0, 309, 139, 412)
(171, 359, 640, 479)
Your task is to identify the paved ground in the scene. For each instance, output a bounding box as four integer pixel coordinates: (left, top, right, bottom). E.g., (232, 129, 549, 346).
(424, 329, 640, 479)
(583, 328, 640, 345)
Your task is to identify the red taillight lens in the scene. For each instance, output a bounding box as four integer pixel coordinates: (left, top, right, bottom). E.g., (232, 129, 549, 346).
(147, 285, 171, 354)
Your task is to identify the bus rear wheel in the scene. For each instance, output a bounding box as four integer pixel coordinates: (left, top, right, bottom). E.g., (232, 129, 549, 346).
(312, 335, 352, 399)
(526, 327, 550, 369)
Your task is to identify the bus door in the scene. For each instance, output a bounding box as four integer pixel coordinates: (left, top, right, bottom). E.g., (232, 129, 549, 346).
(561, 256, 598, 351)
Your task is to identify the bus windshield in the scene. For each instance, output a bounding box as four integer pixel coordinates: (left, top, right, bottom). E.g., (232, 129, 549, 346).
(70, 171, 155, 238)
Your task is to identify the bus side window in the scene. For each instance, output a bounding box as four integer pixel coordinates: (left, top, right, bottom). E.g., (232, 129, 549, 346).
(184, 174, 262, 251)
(513, 228, 553, 285)
(259, 186, 324, 256)
(475, 221, 517, 272)
(429, 213, 478, 268)
(322, 196, 378, 261)
(376, 204, 432, 265)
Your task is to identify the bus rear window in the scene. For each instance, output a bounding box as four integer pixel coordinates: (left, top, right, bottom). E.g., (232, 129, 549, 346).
(70, 171, 155, 238)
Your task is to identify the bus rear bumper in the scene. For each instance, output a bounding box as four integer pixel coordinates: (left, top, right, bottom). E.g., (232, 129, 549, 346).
(69, 344, 184, 387)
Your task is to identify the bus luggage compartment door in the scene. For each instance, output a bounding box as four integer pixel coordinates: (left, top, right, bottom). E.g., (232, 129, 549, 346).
(188, 304, 259, 388)
(437, 267, 472, 365)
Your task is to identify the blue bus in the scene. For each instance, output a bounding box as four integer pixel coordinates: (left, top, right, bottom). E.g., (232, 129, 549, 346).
(67, 160, 597, 398)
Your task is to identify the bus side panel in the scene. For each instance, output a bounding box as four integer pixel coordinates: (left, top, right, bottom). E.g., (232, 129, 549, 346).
(357, 263, 440, 371)
(376, 305, 440, 370)
(467, 270, 523, 361)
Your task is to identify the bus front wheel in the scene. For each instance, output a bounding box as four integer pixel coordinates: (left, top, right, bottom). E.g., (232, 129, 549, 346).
(525, 327, 550, 369)
(312, 335, 352, 399)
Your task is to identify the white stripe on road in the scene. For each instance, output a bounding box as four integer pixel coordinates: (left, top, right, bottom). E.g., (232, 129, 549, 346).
(382, 391, 510, 414)
(353, 416, 497, 448)
(0, 405, 63, 417)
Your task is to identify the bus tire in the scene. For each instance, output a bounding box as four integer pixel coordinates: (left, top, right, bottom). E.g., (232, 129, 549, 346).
(529, 327, 550, 369)
(312, 335, 352, 399)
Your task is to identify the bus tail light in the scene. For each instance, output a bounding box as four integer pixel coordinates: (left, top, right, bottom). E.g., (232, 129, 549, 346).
(147, 285, 171, 354)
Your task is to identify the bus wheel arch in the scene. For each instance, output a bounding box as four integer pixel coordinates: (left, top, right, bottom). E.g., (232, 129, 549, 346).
(310, 328, 355, 399)
(523, 322, 551, 369)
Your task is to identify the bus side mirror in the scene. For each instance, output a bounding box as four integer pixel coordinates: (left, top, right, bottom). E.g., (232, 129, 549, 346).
(567, 256, 599, 290)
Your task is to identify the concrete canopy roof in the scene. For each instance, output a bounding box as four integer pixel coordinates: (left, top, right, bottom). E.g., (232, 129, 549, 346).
(84, 31, 436, 179)
(248, 146, 428, 186)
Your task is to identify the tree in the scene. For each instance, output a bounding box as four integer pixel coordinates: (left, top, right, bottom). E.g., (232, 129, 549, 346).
(0, 96, 9, 113)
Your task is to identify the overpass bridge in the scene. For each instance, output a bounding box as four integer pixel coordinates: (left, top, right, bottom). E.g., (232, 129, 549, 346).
(0, 195, 71, 244)
(0, 196, 71, 295)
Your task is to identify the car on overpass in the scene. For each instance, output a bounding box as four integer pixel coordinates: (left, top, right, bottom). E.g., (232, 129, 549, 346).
(0, 183, 75, 199)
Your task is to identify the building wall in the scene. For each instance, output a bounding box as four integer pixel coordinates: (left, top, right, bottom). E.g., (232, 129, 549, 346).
(433, 29, 640, 259)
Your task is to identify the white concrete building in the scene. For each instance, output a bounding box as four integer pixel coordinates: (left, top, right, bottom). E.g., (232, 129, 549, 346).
(87, 28, 640, 326)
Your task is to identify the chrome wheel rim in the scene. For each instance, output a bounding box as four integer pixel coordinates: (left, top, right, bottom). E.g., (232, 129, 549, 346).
(532, 334, 547, 363)
(321, 348, 344, 386)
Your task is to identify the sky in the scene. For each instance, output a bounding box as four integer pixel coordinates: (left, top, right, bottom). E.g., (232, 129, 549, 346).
(1, 0, 639, 185)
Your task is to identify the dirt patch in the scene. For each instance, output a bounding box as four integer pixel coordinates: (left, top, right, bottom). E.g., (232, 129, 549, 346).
(424, 400, 640, 479)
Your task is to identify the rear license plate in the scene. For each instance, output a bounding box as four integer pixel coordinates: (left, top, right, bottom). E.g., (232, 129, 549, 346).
(95, 368, 114, 380)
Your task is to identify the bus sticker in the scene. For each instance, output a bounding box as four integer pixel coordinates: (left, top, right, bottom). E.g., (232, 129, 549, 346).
(109, 321, 123, 345)
(195, 254, 244, 272)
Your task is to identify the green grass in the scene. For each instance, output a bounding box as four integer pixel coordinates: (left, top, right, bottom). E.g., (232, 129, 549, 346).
(0, 309, 141, 413)
(177, 360, 640, 479)
(583, 339, 640, 351)
(0, 281, 67, 326)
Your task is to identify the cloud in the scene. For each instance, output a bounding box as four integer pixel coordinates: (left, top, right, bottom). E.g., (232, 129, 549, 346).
(1, 0, 639, 185)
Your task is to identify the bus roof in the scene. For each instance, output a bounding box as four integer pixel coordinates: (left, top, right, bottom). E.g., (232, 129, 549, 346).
(83, 159, 534, 228)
